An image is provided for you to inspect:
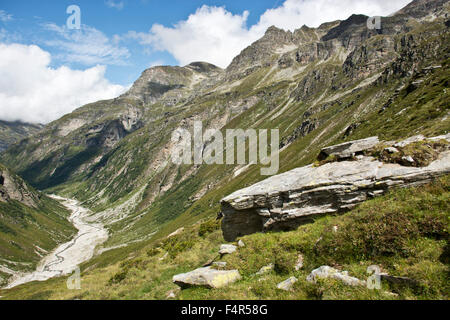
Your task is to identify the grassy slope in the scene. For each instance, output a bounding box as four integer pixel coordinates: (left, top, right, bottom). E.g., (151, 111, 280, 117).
(113, 53, 449, 249)
(0, 173, 77, 286)
(0, 198, 75, 257)
(1, 176, 448, 300)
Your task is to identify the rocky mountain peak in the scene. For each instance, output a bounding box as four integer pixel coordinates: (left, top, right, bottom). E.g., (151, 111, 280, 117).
(395, 0, 449, 18)
(122, 61, 224, 105)
(185, 61, 223, 75)
(321, 14, 369, 42)
(225, 26, 295, 78)
(122, 65, 196, 104)
(264, 25, 291, 38)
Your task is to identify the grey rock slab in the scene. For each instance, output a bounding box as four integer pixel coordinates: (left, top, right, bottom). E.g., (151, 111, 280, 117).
(306, 266, 364, 286)
(384, 147, 399, 154)
(173, 267, 241, 289)
(256, 264, 274, 276)
(402, 155, 415, 164)
(394, 135, 426, 147)
(221, 135, 450, 241)
(167, 227, 184, 238)
(219, 244, 237, 255)
(212, 261, 227, 268)
(277, 277, 298, 291)
(319, 136, 379, 159)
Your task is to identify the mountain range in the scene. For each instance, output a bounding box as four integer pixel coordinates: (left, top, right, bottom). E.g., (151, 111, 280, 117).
(0, 0, 448, 299)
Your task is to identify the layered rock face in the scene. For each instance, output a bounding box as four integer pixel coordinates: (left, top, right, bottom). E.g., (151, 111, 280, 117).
(0, 121, 43, 152)
(0, 164, 39, 208)
(122, 62, 223, 105)
(221, 135, 450, 241)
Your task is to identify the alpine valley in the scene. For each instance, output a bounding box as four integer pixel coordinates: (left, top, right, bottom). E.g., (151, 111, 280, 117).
(0, 0, 449, 300)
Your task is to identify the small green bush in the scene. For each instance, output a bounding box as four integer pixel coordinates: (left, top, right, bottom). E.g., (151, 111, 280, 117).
(146, 247, 160, 257)
(119, 258, 146, 270)
(274, 251, 298, 275)
(198, 219, 220, 237)
(161, 236, 196, 258)
(108, 269, 128, 285)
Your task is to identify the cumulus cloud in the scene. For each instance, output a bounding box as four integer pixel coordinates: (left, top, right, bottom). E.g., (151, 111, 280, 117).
(135, 0, 412, 68)
(0, 43, 127, 124)
(43, 23, 130, 66)
(0, 10, 13, 23)
(105, 0, 125, 11)
(129, 6, 259, 68)
(254, 0, 412, 32)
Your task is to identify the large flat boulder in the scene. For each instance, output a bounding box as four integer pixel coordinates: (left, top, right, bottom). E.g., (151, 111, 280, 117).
(173, 267, 241, 289)
(219, 244, 237, 255)
(221, 135, 450, 241)
(307, 266, 364, 286)
(318, 136, 379, 160)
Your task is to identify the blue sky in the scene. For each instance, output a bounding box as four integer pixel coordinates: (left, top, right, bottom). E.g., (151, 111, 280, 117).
(1, 0, 283, 85)
(0, 0, 412, 123)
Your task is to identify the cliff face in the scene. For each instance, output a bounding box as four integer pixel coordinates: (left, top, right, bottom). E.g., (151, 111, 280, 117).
(1, 0, 448, 249)
(0, 164, 39, 208)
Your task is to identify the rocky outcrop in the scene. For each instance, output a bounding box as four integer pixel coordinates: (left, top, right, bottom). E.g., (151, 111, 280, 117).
(123, 63, 223, 105)
(173, 267, 241, 289)
(280, 119, 320, 149)
(318, 136, 379, 160)
(0, 120, 43, 152)
(0, 164, 39, 208)
(306, 266, 364, 286)
(256, 264, 274, 276)
(221, 135, 450, 241)
(219, 244, 237, 255)
(277, 277, 298, 291)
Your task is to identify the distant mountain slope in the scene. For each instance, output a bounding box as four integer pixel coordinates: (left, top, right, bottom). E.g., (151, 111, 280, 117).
(0, 121, 43, 152)
(1, 0, 448, 257)
(0, 164, 76, 287)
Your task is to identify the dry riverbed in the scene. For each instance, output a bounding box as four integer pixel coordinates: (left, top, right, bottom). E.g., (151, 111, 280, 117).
(4, 196, 108, 289)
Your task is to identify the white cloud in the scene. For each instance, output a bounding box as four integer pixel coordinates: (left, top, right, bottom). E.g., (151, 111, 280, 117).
(135, 0, 412, 68)
(253, 0, 412, 32)
(105, 0, 125, 10)
(43, 23, 130, 66)
(0, 10, 13, 23)
(0, 43, 127, 124)
(149, 60, 165, 68)
(130, 6, 259, 68)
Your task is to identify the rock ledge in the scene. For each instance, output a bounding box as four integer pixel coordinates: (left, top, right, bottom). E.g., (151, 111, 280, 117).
(221, 135, 450, 241)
